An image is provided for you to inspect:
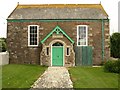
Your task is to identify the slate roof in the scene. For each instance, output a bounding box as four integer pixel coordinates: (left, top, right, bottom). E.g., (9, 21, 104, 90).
(8, 4, 108, 19)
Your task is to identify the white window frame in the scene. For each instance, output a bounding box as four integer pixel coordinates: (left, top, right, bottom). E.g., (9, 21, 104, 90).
(28, 25, 39, 47)
(77, 25, 88, 46)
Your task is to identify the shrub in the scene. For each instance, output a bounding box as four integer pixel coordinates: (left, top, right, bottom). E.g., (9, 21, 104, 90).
(104, 60, 120, 73)
(0, 38, 6, 52)
(110, 33, 120, 58)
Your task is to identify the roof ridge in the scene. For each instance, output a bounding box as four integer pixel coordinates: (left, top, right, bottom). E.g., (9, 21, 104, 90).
(18, 4, 100, 5)
(17, 4, 102, 9)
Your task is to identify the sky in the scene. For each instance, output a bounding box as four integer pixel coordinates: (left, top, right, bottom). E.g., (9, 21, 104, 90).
(0, 0, 119, 38)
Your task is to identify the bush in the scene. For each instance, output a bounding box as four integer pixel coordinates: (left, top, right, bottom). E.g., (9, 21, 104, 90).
(0, 38, 6, 52)
(104, 59, 120, 73)
(110, 33, 120, 58)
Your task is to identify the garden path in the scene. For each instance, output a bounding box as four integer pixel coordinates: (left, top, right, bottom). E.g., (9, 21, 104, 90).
(31, 67, 73, 88)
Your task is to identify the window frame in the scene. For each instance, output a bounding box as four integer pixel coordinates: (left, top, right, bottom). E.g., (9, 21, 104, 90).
(28, 25, 39, 47)
(77, 25, 88, 46)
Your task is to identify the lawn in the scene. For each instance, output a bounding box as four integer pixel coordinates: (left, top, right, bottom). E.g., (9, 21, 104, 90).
(2, 64, 47, 88)
(69, 66, 118, 88)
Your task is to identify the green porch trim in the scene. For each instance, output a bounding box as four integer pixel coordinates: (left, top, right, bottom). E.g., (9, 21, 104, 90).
(7, 19, 109, 22)
(41, 26, 74, 44)
(101, 19, 104, 61)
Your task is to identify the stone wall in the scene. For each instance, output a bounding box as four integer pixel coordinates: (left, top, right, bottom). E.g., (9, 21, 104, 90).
(104, 21, 110, 61)
(7, 20, 110, 66)
(7, 22, 41, 64)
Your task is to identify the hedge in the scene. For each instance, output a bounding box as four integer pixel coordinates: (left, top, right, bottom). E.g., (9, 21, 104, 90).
(110, 33, 120, 58)
(104, 59, 120, 73)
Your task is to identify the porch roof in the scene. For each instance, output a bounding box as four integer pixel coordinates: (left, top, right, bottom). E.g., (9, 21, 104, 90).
(41, 26, 74, 44)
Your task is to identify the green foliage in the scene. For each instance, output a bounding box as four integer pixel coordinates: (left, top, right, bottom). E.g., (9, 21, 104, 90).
(104, 60, 120, 73)
(110, 33, 120, 58)
(0, 38, 6, 52)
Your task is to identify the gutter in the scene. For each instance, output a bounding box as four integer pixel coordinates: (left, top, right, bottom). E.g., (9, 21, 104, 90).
(101, 19, 104, 61)
(7, 19, 109, 22)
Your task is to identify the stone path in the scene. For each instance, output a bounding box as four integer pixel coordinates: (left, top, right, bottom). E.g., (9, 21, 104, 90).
(31, 67, 73, 88)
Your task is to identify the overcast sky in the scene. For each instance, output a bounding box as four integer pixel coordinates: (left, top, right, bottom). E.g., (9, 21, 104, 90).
(0, 0, 119, 38)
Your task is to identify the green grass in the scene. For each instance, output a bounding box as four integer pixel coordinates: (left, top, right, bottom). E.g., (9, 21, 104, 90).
(69, 66, 118, 88)
(2, 64, 47, 88)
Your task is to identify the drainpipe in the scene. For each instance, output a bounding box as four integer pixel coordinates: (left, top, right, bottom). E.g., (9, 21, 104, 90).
(101, 19, 104, 61)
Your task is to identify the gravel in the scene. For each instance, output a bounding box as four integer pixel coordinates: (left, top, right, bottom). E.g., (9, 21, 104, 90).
(31, 67, 73, 88)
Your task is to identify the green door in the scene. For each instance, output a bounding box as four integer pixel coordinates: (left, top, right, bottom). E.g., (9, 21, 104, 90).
(52, 46, 63, 66)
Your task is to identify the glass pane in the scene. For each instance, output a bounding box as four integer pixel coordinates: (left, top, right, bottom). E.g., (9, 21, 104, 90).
(52, 42, 63, 46)
(78, 42, 80, 45)
(34, 29, 37, 33)
(34, 34, 37, 38)
(30, 34, 33, 37)
(83, 27, 86, 30)
(46, 47, 49, 55)
(84, 29, 86, 33)
(30, 41, 34, 45)
(30, 38, 33, 42)
(34, 41, 37, 45)
(30, 29, 33, 33)
(34, 38, 37, 41)
(30, 26, 33, 30)
(67, 48, 69, 55)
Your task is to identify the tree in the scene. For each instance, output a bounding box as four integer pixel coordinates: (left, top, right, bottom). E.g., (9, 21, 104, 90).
(0, 38, 6, 52)
(110, 33, 120, 58)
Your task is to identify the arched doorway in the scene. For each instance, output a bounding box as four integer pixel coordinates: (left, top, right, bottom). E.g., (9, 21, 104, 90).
(52, 42, 64, 66)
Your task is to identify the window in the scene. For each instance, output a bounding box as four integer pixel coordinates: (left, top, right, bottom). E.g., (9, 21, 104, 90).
(46, 47, 49, 56)
(66, 47, 70, 56)
(77, 25, 88, 46)
(28, 25, 39, 46)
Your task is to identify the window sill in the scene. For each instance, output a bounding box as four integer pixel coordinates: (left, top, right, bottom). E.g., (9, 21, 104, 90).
(66, 55, 70, 56)
(77, 45, 88, 47)
(28, 45, 39, 47)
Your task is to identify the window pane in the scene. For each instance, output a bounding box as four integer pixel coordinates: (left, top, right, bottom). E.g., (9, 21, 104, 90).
(30, 41, 33, 45)
(34, 34, 37, 38)
(34, 41, 37, 45)
(34, 27, 37, 33)
(31, 34, 33, 37)
(30, 29, 33, 33)
(34, 38, 37, 41)
(67, 47, 70, 56)
(46, 47, 49, 55)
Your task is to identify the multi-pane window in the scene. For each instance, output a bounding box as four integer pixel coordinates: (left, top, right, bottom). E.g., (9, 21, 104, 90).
(77, 25, 88, 46)
(28, 25, 39, 46)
